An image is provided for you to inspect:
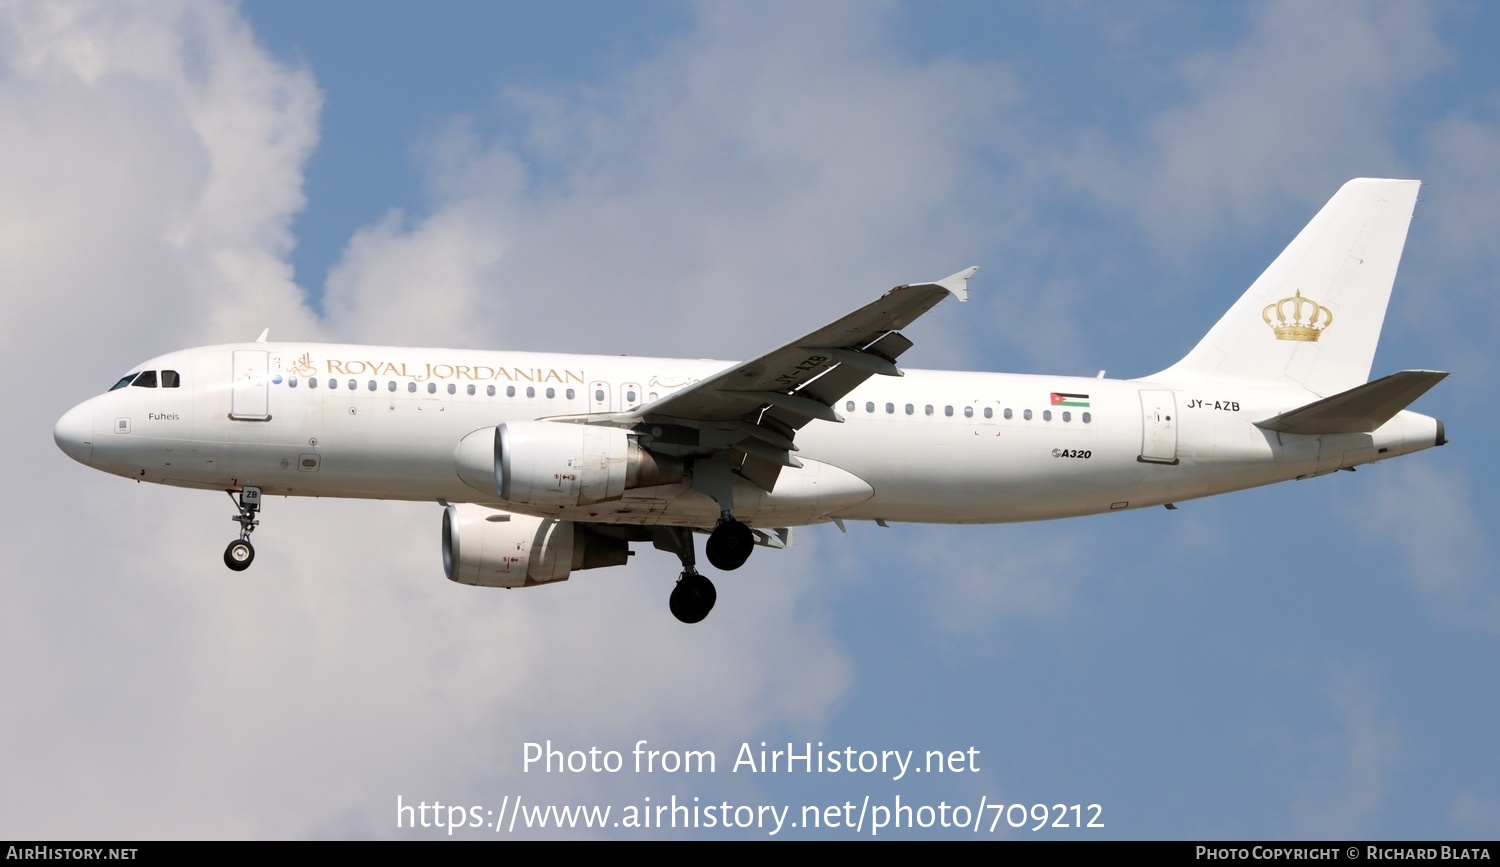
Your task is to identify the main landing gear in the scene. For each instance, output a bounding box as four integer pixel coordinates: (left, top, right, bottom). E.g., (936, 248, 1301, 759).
(223, 486, 261, 571)
(657, 517, 756, 624)
(670, 571, 717, 625)
(705, 515, 754, 571)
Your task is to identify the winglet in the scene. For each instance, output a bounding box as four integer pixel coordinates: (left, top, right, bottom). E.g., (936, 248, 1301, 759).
(255, 328, 270, 343)
(902, 266, 978, 302)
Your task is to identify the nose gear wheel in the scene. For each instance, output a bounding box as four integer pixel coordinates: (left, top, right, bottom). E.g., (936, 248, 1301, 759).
(224, 487, 262, 572)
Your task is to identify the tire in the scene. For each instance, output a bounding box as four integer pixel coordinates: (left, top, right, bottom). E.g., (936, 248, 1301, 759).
(669, 573, 716, 623)
(705, 519, 754, 571)
(224, 539, 255, 571)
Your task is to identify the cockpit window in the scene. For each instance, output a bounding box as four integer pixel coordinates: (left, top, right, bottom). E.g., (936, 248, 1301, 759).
(161, 370, 181, 388)
(109, 372, 140, 391)
(131, 370, 158, 388)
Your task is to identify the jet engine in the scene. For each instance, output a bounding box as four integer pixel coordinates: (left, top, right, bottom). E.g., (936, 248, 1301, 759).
(453, 420, 682, 507)
(442, 503, 629, 588)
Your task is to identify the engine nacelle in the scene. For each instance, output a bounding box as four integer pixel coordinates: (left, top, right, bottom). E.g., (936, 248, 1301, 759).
(453, 420, 682, 507)
(442, 504, 628, 588)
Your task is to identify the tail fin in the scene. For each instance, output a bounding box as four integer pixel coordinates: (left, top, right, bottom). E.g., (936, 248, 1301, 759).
(1155, 178, 1420, 396)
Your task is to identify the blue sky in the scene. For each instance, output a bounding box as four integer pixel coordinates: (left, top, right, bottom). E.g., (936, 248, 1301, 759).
(2, 0, 1497, 839)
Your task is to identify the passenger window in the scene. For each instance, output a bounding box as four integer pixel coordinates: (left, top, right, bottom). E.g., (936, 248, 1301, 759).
(309, 377, 318, 389)
(427, 383, 436, 394)
(566, 388, 575, 400)
(846, 400, 855, 412)
(368, 380, 376, 391)
(1082, 412, 1092, 424)
(545, 387, 555, 399)
(963, 406, 973, 418)
(388, 381, 397, 392)
(924, 404, 933, 416)
(329, 378, 338, 390)
(1003, 408, 1012, 420)
(1062, 411, 1071, 422)
(132, 370, 158, 388)
(467, 384, 476, 396)
(447, 383, 456, 395)
(904, 404, 914, 415)
(110, 372, 139, 391)
(506, 386, 516, 397)
(288, 377, 298, 388)
(407, 382, 417, 393)
(161, 370, 181, 388)
(626, 390, 637, 402)
(595, 389, 605, 402)
(944, 406, 953, 417)
(1023, 409, 1032, 420)
(1043, 410, 1052, 421)
(487, 385, 496, 396)
(649, 392, 659, 401)
(348, 379, 356, 391)
(984, 407, 992, 419)
(526, 387, 535, 398)
(866, 401, 875, 413)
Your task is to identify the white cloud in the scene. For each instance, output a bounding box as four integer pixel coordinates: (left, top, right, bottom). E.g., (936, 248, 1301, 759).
(1357, 462, 1500, 632)
(0, 0, 321, 366)
(1451, 791, 1500, 837)
(1291, 670, 1399, 838)
(1055, 0, 1445, 250)
(317, 2, 1024, 366)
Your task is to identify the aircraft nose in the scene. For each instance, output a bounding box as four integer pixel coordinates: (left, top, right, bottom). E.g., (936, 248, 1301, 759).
(54, 402, 94, 466)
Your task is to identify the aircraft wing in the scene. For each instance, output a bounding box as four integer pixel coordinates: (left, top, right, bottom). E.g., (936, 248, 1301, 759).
(615, 267, 976, 489)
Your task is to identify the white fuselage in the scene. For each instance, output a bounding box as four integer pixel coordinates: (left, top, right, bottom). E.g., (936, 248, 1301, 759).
(54, 341, 1443, 530)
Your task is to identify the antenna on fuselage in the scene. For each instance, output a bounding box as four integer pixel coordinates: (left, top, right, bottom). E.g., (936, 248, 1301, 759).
(255, 328, 270, 343)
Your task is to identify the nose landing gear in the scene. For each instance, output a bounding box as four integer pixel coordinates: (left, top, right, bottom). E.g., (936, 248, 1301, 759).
(223, 486, 261, 572)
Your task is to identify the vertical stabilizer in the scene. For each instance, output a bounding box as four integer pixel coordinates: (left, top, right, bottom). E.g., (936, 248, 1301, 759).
(1155, 179, 1420, 396)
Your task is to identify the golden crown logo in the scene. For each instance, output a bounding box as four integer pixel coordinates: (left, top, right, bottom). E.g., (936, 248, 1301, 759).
(1262, 290, 1333, 342)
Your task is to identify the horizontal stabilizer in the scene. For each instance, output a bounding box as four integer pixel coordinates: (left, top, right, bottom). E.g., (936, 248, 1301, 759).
(1255, 370, 1448, 435)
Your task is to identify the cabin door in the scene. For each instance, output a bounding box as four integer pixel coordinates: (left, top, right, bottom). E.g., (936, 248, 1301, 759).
(230, 350, 271, 421)
(1138, 389, 1178, 465)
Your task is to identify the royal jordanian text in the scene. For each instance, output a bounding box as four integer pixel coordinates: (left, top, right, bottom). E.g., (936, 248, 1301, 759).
(522, 739, 980, 782)
(319, 358, 585, 384)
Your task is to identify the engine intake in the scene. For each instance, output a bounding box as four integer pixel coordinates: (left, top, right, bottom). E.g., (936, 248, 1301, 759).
(442, 504, 628, 588)
(454, 421, 682, 507)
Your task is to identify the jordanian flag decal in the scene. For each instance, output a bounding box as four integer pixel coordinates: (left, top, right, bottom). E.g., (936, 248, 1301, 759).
(1051, 392, 1090, 407)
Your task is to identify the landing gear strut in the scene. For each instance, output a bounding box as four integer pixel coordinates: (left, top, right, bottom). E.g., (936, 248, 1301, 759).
(691, 456, 755, 573)
(656, 527, 716, 624)
(224, 486, 261, 571)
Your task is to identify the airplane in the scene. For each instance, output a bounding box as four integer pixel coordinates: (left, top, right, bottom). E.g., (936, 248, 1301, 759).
(53, 178, 1448, 623)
